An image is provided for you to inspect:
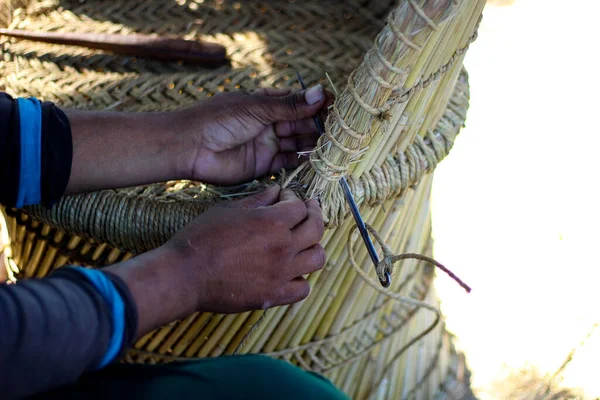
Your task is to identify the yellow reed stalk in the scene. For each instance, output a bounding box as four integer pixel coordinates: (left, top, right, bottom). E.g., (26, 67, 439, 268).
(314, 196, 408, 339)
(157, 312, 201, 355)
(352, 17, 454, 178)
(183, 314, 224, 357)
(224, 310, 265, 355)
(246, 306, 288, 353)
(234, 229, 337, 353)
(299, 1, 460, 206)
(371, 177, 434, 318)
(327, 181, 429, 336)
(196, 314, 238, 357)
(283, 209, 384, 349)
(290, 209, 391, 351)
(210, 312, 252, 357)
(145, 321, 179, 352)
(262, 207, 377, 352)
(370, 0, 482, 170)
(133, 331, 154, 350)
(294, 181, 432, 376)
(262, 298, 310, 352)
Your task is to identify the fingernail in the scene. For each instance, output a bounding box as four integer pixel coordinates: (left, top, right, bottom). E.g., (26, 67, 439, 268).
(305, 84, 323, 105)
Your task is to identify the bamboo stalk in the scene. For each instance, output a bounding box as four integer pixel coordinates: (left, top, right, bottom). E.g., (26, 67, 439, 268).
(157, 313, 201, 355)
(171, 313, 212, 356)
(329, 179, 431, 336)
(224, 310, 265, 355)
(261, 216, 367, 352)
(184, 314, 225, 357)
(210, 312, 252, 357)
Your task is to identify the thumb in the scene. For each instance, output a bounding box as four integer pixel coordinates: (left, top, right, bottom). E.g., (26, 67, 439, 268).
(263, 85, 325, 122)
(231, 185, 281, 209)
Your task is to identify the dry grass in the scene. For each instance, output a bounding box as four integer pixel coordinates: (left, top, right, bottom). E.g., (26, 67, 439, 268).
(489, 365, 584, 400)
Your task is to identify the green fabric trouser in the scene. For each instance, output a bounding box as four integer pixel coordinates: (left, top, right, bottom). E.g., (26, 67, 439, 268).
(37, 355, 350, 400)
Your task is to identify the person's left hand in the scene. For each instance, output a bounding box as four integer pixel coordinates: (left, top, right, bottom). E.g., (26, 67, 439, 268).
(176, 85, 332, 186)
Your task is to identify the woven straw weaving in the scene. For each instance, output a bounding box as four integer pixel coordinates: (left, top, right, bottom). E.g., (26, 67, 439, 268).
(0, 0, 484, 398)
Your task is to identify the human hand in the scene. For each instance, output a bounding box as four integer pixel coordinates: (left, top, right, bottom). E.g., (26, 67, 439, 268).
(176, 86, 333, 185)
(161, 185, 325, 314)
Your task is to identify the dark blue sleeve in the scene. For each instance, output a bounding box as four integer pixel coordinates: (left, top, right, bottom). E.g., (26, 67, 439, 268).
(0, 269, 138, 399)
(0, 92, 21, 206)
(0, 92, 72, 208)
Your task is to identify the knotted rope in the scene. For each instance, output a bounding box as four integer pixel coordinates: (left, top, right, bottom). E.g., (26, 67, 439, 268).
(351, 224, 471, 292)
(347, 224, 470, 398)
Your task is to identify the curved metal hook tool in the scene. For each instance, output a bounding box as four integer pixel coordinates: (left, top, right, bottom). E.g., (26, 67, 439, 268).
(297, 72, 391, 288)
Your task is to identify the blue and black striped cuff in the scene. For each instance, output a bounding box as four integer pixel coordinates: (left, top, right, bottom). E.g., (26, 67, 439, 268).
(0, 93, 72, 208)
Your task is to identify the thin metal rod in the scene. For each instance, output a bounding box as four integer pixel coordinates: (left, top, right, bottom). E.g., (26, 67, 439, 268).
(296, 72, 390, 288)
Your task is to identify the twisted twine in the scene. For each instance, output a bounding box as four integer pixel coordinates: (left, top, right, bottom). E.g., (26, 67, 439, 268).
(349, 225, 471, 292)
(318, 70, 470, 226)
(307, 18, 480, 188)
(347, 224, 470, 398)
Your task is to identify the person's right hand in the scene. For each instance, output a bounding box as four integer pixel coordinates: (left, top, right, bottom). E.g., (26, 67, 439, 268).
(110, 184, 325, 337)
(164, 184, 325, 314)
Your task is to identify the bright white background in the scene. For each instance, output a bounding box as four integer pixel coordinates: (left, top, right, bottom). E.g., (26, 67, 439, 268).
(431, 0, 600, 398)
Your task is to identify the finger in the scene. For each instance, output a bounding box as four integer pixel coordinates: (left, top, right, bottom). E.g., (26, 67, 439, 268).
(229, 185, 281, 209)
(292, 244, 326, 276)
(319, 91, 336, 123)
(268, 188, 308, 228)
(263, 85, 325, 122)
(291, 199, 325, 250)
(278, 134, 319, 153)
(253, 87, 293, 97)
(274, 277, 311, 306)
(323, 90, 335, 108)
(274, 118, 319, 137)
(269, 153, 304, 174)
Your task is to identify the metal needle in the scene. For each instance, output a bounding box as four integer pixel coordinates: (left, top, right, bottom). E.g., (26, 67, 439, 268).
(297, 72, 391, 288)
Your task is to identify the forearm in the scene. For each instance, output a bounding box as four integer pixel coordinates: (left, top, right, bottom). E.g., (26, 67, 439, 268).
(0, 244, 197, 399)
(0, 271, 127, 399)
(105, 246, 201, 338)
(65, 109, 195, 194)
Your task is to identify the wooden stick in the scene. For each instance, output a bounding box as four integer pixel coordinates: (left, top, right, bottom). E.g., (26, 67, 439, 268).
(0, 28, 228, 65)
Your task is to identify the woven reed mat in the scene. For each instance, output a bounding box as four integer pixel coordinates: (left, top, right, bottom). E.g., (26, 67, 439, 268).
(0, 0, 482, 398)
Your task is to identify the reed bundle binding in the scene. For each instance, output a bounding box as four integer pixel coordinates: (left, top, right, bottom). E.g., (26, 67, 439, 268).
(0, 0, 484, 398)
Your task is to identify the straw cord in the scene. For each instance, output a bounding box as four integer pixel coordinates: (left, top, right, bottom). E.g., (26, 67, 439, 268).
(345, 228, 442, 383)
(367, 324, 445, 399)
(319, 72, 469, 226)
(235, 267, 422, 359)
(387, 11, 422, 51)
(308, 24, 478, 188)
(298, 0, 463, 199)
(347, 72, 393, 119)
(124, 296, 431, 370)
(332, 105, 370, 141)
(340, 0, 445, 119)
(396, 19, 480, 103)
(346, 224, 470, 397)
(354, 225, 471, 292)
(267, 306, 437, 374)
(408, 0, 440, 31)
